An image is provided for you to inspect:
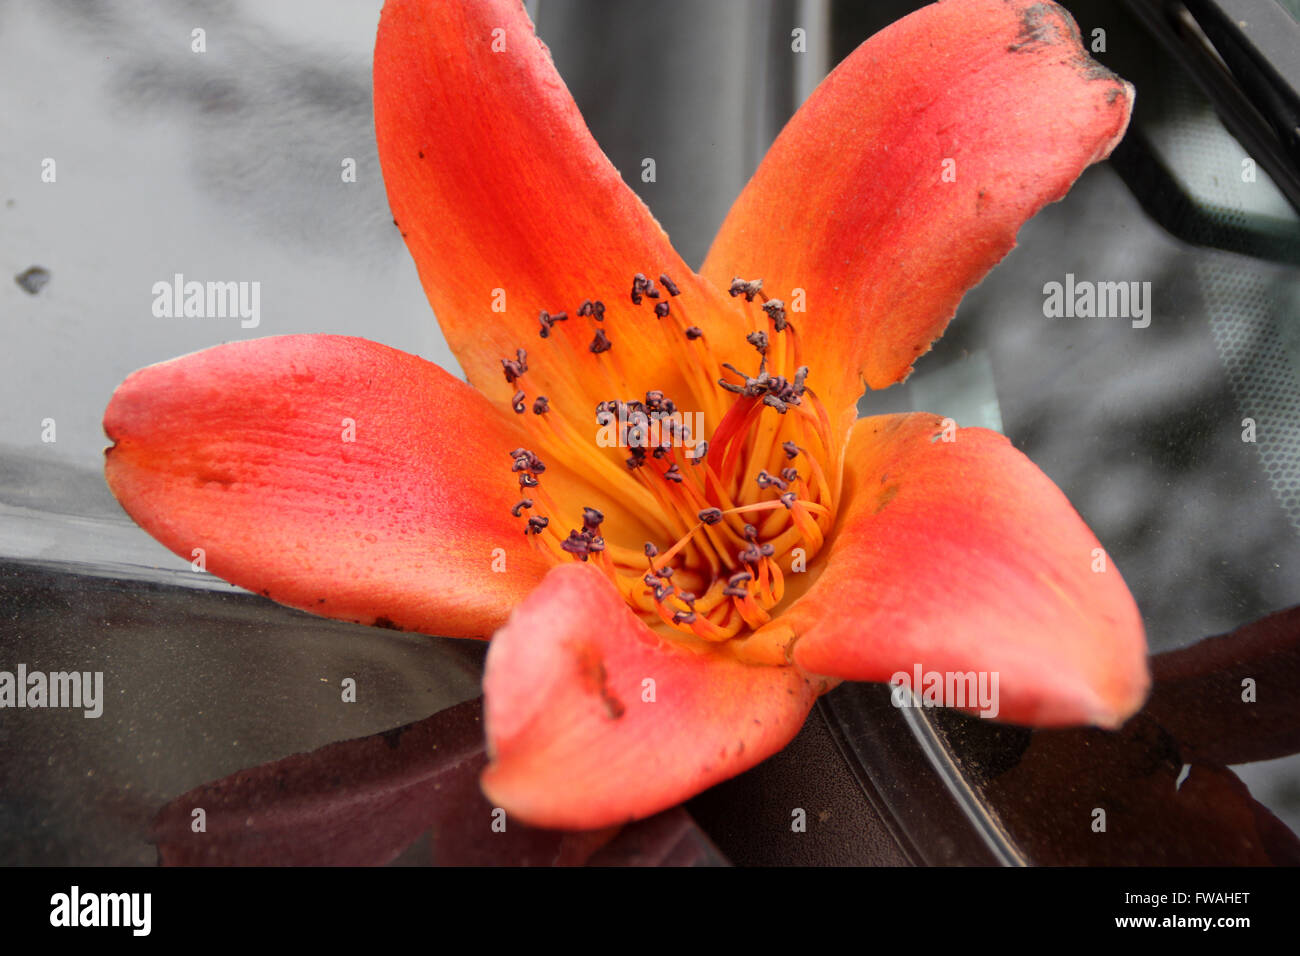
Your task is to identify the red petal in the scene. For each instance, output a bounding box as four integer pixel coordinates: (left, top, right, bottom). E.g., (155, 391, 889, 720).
(779, 413, 1148, 727)
(702, 0, 1133, 412)
(481, 563, 821, 829)
(374, 0, 743, 431)
(104, 335, 555, 638)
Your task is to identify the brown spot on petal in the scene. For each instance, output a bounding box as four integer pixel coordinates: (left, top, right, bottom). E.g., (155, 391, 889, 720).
(575, 644, 626, 720)
(196, 468, 236, 488)
(1007, 1, 1069, 53)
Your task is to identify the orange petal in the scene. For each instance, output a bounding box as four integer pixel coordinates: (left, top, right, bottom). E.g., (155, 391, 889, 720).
(780, 413, 1148, 728)
(702, 0, 1133, 413)
(481, 563, 821, 829)
(104, 335, 556, 638)
(374, 0, 744, 433)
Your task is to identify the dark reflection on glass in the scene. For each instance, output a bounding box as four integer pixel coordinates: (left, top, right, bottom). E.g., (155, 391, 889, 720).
(933, 606, 1300, 865)
(150, 697, 728, 867)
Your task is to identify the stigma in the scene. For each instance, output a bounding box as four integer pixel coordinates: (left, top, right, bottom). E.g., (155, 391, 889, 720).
(499, 271, 838, 647)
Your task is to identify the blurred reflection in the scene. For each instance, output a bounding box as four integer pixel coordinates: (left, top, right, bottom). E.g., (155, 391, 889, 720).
(150, 697, 728, 866)
(966, 606, 1300, 864)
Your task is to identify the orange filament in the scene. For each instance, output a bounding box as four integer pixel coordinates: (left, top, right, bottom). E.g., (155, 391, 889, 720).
(504, 272, 838, 645)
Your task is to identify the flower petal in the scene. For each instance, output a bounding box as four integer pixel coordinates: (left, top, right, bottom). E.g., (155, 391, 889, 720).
(481, 562, 821, 829)
(701, 0, 1133, 411)
(104, 335, 556, 638)
(773, 413, 1148, 727)
(374, 0, 744, 434)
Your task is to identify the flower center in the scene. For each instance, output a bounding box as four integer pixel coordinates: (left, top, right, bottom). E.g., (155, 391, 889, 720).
(501, 272, 838, 646)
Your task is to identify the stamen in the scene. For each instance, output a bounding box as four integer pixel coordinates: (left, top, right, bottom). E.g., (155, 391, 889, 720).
(762, 299, 788, 331)
(560, 530, 592, 560)
(723, 571, 752, 597)
(509, 448, 546, 473)
(501, 347, 528, 383)
(509, 268, 837, 647)
(577, 299, 606, 321)
(537, 310, 567, 338)
(728, 277, 763, 301)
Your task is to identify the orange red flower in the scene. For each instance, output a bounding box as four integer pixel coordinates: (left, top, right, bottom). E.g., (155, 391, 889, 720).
(105, 0, 1149, 829)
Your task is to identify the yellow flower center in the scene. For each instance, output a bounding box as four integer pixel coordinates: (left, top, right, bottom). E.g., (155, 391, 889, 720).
(503, 273, 838, 648)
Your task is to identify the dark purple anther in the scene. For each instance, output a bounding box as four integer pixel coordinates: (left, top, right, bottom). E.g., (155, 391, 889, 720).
(698, 508, 723, 525)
